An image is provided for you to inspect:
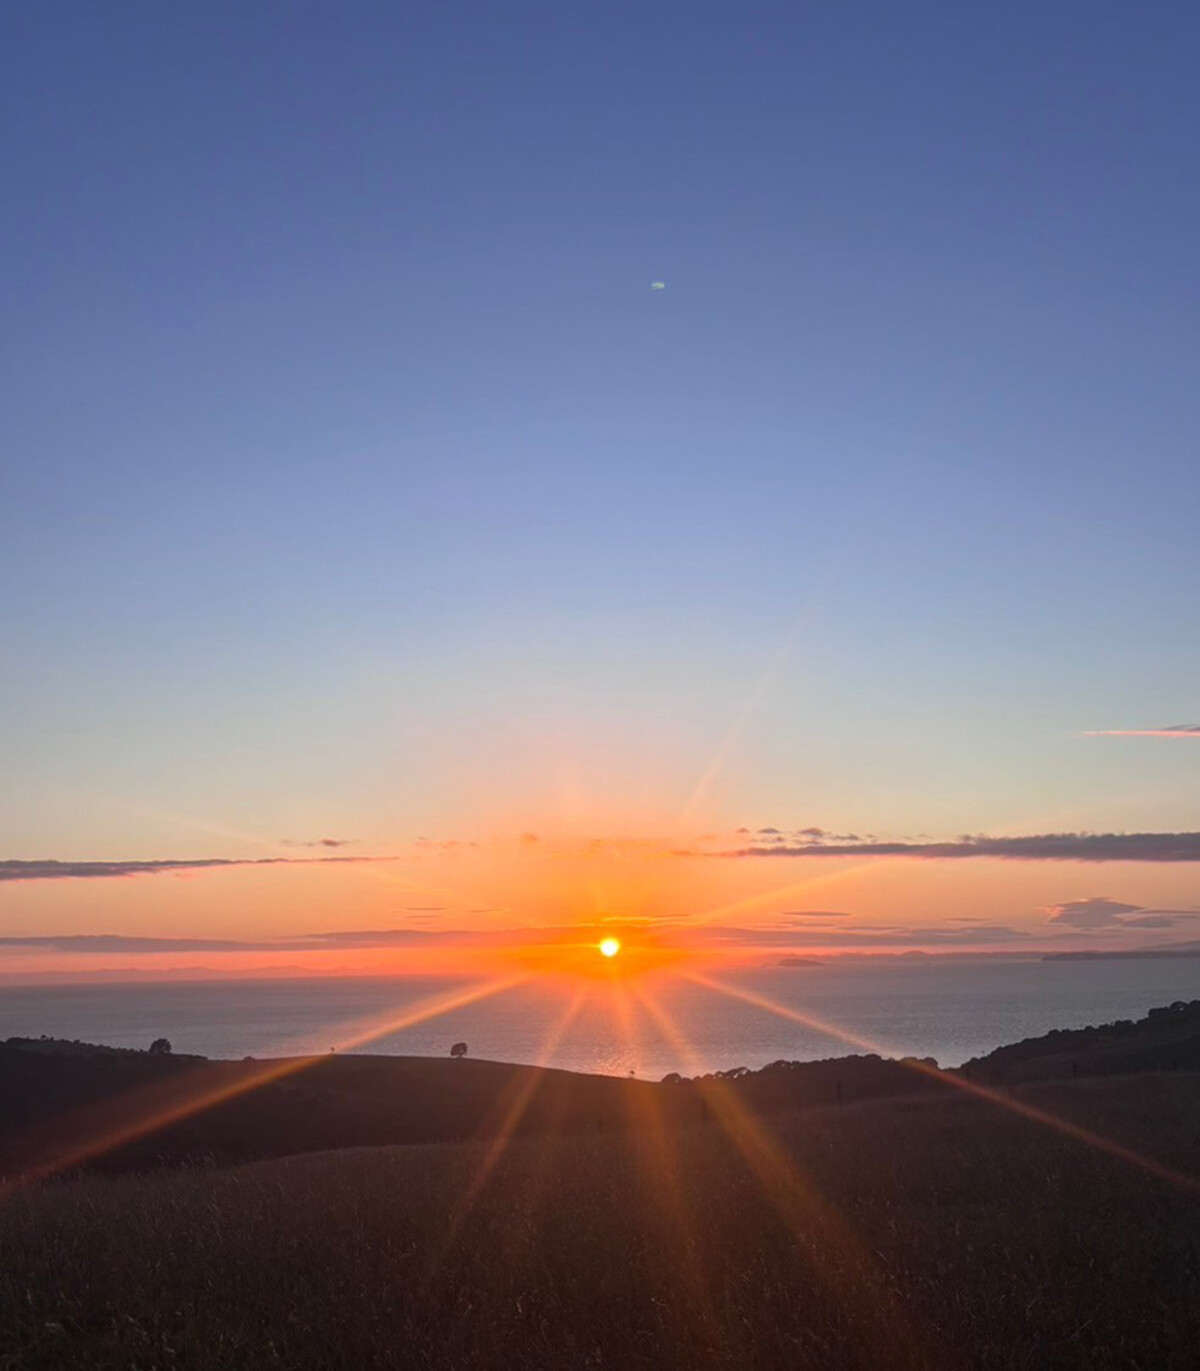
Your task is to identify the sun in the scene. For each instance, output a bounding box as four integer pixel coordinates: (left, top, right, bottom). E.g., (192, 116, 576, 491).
(598, 937, 621, 959)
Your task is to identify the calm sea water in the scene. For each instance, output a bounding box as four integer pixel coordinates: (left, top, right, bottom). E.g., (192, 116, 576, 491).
(4, 959, 1199, 1078)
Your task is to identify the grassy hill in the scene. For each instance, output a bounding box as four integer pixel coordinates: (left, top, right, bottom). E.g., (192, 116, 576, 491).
(5, 998, 1200, 1179)
(3, 1005, 1200, 1366)
(0, 1038, 951, 1177)
(3, 1073, 1199, 1369)
(963, 998, 1200, 1083)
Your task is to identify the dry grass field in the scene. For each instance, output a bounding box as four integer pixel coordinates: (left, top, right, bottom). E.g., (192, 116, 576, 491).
(3, 1074, 1199, 1370)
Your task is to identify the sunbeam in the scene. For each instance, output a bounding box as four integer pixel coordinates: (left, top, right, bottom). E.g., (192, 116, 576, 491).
(683, 968, 903, 1055)
(437, 986, 591, 1240)
(0, 974, 530, 1197)
(631, 982, 937, 1366)
(610, 985, 731, 1358)
(80, 791, 467, 908)
(675, 552, 855, 827)
(687, 970, 1200, 1198)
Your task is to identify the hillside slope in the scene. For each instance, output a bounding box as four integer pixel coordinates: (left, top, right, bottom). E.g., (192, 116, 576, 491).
(3, 1075, 1199, 1370)
(0, 1039, 947, 1177)
(6, 998, 1200, 1178)
(963, 998, 1200, 1083)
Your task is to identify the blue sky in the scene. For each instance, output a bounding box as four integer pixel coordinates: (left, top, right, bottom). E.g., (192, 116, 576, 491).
(3, 2, 1200, 888)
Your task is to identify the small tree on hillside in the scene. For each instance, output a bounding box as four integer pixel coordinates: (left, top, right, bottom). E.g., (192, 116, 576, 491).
(450, 1041, 468, 1060)
(149, 1037, 172, 1055)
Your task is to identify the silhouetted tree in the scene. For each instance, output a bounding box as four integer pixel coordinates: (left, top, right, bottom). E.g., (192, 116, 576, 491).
(148, 1038, 172, 1055)
(450, 1041, 468, 1059)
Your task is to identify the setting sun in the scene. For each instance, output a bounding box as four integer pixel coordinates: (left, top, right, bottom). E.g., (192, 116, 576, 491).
(598, 937, 621, 958)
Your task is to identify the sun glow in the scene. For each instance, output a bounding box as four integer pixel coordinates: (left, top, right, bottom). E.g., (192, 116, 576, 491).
(599, 937, 621, 958)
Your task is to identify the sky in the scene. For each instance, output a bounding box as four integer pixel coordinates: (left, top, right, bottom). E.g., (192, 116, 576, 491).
(3, 2, 1200, 977)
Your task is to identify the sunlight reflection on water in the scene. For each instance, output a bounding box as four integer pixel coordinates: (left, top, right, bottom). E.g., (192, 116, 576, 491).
(5, 959, 1200, 1076)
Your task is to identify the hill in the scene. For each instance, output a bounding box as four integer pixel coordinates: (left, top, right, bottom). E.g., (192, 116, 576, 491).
(2, 1073, 1199, 1369)
(962, 998, 1200, 1083)
(6, 997, 1200, 1178)
(0, 1037, 948, 1178)
(4, 1009, 1200, 1366)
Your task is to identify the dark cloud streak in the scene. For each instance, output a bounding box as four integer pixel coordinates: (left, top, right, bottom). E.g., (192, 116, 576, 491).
(0, 856, 390, 882)
(724, 832, 1200, 863)
(776, 910, 854, 920)
(281, 837, 357, 849)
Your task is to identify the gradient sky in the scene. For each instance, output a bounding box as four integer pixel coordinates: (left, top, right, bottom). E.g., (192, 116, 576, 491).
(4, 3, 1200, 972)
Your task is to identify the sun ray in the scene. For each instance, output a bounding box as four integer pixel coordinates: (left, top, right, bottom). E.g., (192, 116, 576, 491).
(298, 972, 530, 1056)
(613, 985, 732, 1359)
(683, 968, 902, 1054)
(631, 981, 937, 1366)
(439, 986, 591, 1234)
(608, 978, 645, 1072)
(676, 560, 853, 827)
(687, 852, 896, 928)
(687, 970, 1200, 1198)
(0, 973, 531, 1197)
(79, 790, 470, 908)
(414, 985, 597, 1306)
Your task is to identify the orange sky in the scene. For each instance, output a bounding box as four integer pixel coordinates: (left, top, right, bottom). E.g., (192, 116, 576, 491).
(5, 824, 1200, 982)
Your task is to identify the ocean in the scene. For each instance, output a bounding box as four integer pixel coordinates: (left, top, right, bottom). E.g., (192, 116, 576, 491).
(3, 958, 1199, 1079)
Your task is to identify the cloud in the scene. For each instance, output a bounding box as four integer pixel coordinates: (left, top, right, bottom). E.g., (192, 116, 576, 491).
(282, 837, 357, 849)
(897, 924, 1024, 943)
(1083, 725, 1200, 738)
(1045, 898, 1143, 929)
(1044, 897, 1200, 929)
(0, 920, 1031, 958)
(300, 929, 449, 947)
(722, 832, 1200, 862)
(0, 928, 479, 954)
(776, 910, 854, 920)
(697, 923, 1025, 948)
(788, 827, 863, 844)
(0, 934, 295, 953)
(0, 856, 389, 882)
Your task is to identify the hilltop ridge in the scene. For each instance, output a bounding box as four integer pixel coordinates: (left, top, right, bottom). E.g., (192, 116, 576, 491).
(5, 998, 1200, 1178)
(963, 998, 1200, 1083)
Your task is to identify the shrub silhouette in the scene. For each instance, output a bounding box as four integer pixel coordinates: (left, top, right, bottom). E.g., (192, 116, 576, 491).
(148, 1038, 172, 1055)
(450, 1042, 468, 1060)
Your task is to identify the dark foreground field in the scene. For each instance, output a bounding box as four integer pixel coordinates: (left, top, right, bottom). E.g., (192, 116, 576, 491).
(3, 1074, 1200, 1371)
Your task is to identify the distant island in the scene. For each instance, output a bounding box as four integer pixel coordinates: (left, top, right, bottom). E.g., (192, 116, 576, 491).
(775, 955, 825, 967)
